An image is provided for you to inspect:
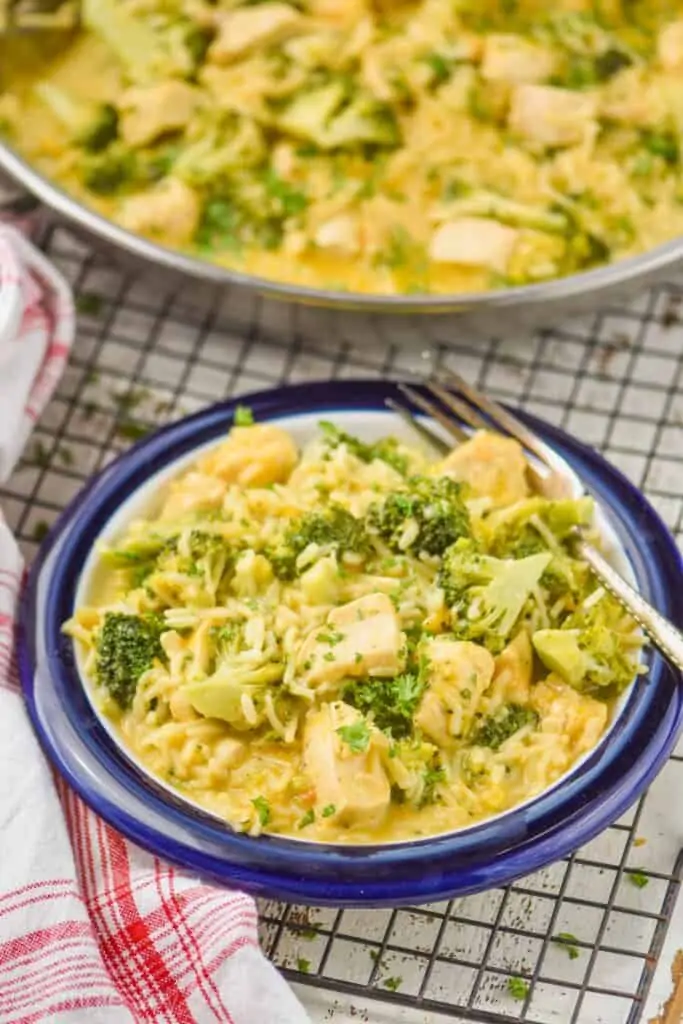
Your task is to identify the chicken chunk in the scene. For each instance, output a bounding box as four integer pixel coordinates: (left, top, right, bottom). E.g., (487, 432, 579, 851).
(429, 218, 518, 274)
(415, 638, 495, 747)
(489, 631, 533, 706)
(599, 68, 668, 128)
(532, 677, 608, 756)
(160, 471, 227, 520)
(508, 84, 597, 149)
(658, 20, 683, 72)
(209, 3, 302, 64)
(197, 424, 298, 487)
(314, 214, 361, 255)
(119, 81, 200, 148)
(296, 593, 406, 689)
(120, 178, 200, 246)
(303, 702, 391, 828)
(437, 431, 529, 507)
(481, 34, 558, 84)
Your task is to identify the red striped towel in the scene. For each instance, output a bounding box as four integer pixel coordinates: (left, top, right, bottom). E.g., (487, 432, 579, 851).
(0, 225, 309, 1023)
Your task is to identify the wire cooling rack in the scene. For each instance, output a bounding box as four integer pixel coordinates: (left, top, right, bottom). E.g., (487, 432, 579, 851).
(1, 219, 682, 1024)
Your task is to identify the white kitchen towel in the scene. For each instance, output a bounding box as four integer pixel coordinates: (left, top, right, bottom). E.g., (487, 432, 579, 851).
(0, 223, 310, 1024)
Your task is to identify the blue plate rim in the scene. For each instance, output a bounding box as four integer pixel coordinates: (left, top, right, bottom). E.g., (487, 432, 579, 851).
(18, 379, 683, 906)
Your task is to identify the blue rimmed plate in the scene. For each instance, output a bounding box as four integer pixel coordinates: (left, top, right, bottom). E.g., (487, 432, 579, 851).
(18, 381, 683, 907)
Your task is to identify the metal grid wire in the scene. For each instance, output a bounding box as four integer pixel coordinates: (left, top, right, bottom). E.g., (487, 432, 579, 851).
(1, 220, 682, 1024)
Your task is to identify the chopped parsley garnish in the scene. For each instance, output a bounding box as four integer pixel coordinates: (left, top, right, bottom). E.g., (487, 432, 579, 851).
(234, 404, 254, 426)
(298, 808, 315, 829)
(263, 169, 308, 217)
(252, 796, 271, 826)
(321, 804, 336, 818)
(316, 630, 344, 646)
(422, 52, 452, 85)
(336, 721, 371, 753)
(383, 976, 403, 991)
(507, 976, 530, 1000)
(195, 198, 243, 253)
(552, 932, 580, 959)
(628, 869, 649, 889)
(297, 957, 312, 973)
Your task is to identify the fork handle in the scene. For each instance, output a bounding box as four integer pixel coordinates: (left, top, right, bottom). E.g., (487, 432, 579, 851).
(575, 537, 683, 674)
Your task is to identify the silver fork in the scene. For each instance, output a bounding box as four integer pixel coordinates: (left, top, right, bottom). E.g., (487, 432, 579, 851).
(388, 369, 683, 675)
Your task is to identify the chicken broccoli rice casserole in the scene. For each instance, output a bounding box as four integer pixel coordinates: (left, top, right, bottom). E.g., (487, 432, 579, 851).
(3, 2, 683, 295)
(65, 412, 643, 843)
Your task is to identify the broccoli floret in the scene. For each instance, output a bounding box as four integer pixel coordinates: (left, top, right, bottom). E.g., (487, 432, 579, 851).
(320, 421, 409, 476)
(324, 95, 400, 150)
(343, 671, 425, 738)
(276, 80, 346, 146)
(558, 47, 632, 90)
(100, 533, 175, 587)
(102, 530, 234, 594)
(268, 505, 370, 580)
(184, 530, 235, 587)
(185, 24, 214, 71)
(386, 736, 445, 806)
(439, 537, 551, 648)
(367, 476, 471, 558)
(276, 80, 400, 151)
(174, 111, 266, 189)
(535, 592, 639, 693)
(181, 660, 285, 730)
(441, 190, 568, 234)
(484, 496, 594, 558)
(78, 103, 119, 153)
(82, 149, 137, 195)
(95, 612, 165, 709)
(642, 129, 679, 167)
(83, 0, 207, 83)
(532, 629, 587, 688)
(193, 165, 309, 258)
(195, 197, 243, 252)
(469, 703, 539, 750)
(100, 534, 171, 568)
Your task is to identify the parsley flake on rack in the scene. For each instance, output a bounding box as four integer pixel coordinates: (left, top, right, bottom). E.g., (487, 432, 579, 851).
(507, 976, 530, 1000)
(552, 932, 581, 959)
(628, 869, 649, 889)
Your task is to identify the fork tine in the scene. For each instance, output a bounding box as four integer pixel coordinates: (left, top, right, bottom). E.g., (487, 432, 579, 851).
(397, 383, 470, 444)
(438, 367, 553, 468)
(426, 380, 489, 433)
(386, 399, 451, 455)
